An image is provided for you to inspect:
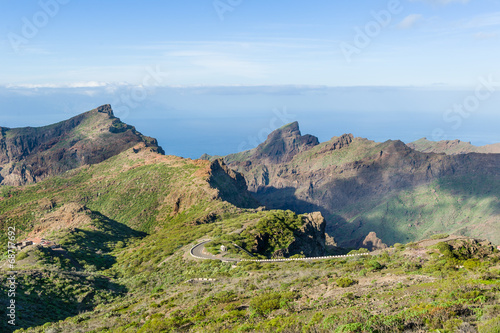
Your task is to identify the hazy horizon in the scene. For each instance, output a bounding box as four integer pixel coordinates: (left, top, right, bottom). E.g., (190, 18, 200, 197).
(1, 0, 499, 158)
(1, 84, 499, 158)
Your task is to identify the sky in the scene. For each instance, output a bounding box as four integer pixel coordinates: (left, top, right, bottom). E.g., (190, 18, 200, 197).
(0, 0, 499, 158)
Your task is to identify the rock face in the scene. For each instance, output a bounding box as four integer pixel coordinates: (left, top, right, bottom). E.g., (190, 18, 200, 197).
(286, 212, 327, 257)
(0, 105, 164, 186)
(252, 121, 319, 164)
(207, 159, 261, 209)
(216, 122, 500, 247)
(359, 232, 388, 251)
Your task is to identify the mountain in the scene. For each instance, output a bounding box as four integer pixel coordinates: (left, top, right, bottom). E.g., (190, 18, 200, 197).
(1, 108, 500, 332)
(204, 122, 500, 247)
(235, 121, 320, 164)
(408, 137, 500, 155)
(0, 104, 163, 186)
(0, 121, 264, 330)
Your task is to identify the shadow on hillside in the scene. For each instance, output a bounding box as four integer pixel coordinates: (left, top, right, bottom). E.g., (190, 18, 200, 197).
(60, 210, 147, 271)
(251, 186, 395, 249)
(0, 210, 142, 332)
(252, 172, 500, 248)
(209, 171, 261, 209)
(0, 271, 127, 332)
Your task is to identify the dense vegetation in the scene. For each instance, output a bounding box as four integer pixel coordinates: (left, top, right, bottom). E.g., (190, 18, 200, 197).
(205, 210, 306, 259)
(3, 237, 499, 332)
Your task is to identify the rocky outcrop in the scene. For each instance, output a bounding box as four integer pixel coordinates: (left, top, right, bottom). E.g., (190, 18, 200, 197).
(252, 211, 327, 258)
(358, 232, 388, 251)
(286, 212, 327, 257)
(253, 122, 319, 164)
(29, 203, 92, 237)
(222, 122, 319, 167)
(0, 105, 164, 186)
(317, 133, 353, 154)
(447, 238, 498, 259)
(207, 159, 260, 209)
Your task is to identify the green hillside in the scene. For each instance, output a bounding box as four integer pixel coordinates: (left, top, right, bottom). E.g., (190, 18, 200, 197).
(216, 123, 500, 248)
(330, 175, 500, 246)
(0, 114, 499, 332)
(0, 142, 323, 331)
(408, 138, 500, 155)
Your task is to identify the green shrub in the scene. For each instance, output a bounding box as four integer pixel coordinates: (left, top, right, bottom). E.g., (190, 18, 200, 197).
(436, 242, 455, 259)
(464, 259, 481, 270)
(115, 241, 125, 249)
(336, 277, 358, 288)
(348, 248, 369, 255)
(17, 251, 29, 261)
(343, 292, 356, 301)
(335, 322, 363, 333)
(249, 291, 296, 316)
(431, 234, 449, 240)
(478, 316, 500, 333)
(368, 261, 383, 271)
(403, 261, 422, 272)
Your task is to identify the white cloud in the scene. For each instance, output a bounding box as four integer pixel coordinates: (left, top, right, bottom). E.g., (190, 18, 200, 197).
(5, 82, 111, 89)
(397, 14, 423, 29)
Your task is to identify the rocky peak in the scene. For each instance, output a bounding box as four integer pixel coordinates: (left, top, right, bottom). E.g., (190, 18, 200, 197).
(254, 121, 319, 164)
(0, 105, 164, 186)
(318, 133, 354, 154)
(95, 104, 114, 116)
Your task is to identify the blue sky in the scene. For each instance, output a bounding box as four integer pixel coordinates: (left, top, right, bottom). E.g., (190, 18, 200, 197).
(0, 0, 499, 157)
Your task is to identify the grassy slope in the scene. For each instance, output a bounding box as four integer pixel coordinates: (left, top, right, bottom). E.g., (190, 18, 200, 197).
(0, 144, 263, 331)
(0, 143, 498, 332)
(0, 128, 498, 331)
(10, 237, 500, 333)
(0, 143, 218, 238)
(290, 137, 382, 170)
(330, 175, 500, 246)
(409, 138, 500, 155)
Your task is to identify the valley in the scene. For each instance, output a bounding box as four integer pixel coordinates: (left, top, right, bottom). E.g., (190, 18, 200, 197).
(0, 106, 499, 333)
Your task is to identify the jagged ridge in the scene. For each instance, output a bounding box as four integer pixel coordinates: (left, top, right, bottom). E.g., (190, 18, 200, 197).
(0, 105, 164, 186)
(408, 137, 500, 155)
(215, 122, 500, 247)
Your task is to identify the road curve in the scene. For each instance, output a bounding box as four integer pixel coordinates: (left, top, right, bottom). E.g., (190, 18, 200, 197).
(190, 240, 372, 263)
(190, 240, 240, 262)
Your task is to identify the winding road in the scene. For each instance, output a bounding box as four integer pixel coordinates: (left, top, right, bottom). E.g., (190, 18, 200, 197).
(190, 240, 240, 262)
(190, 240, 372, 263)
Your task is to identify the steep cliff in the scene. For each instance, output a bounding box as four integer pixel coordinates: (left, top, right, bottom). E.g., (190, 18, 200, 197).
(207, 159, 260, 209)
(214, 122, 500, 247)
(0, 105, 164, 186)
